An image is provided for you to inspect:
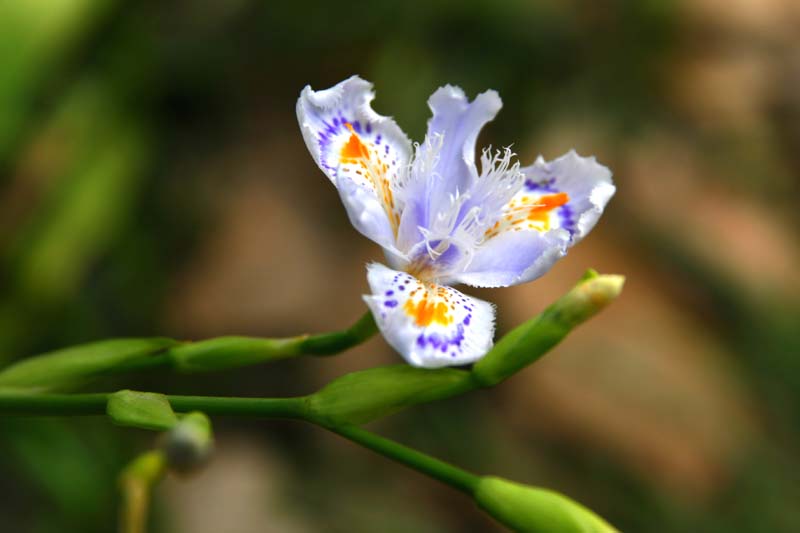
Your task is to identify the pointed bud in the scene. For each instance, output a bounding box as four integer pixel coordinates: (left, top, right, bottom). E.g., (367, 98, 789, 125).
(162, 412, 213, 473)
(168, 336, 304, 372)
(0, 338, 177, 392)
(474, 476, 618, 533)
(472, 271, 624, 387)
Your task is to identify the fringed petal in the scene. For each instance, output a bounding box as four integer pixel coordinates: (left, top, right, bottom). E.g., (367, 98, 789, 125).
(297, 76, 412, 247)
(519, 150, 615, 243)
(364, 263, 495, 368)
(397, 87, 503, 251)
(447, 151, 613, 288)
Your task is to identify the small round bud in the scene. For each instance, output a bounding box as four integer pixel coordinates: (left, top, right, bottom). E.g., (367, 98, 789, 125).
(162, 412, 213, 473)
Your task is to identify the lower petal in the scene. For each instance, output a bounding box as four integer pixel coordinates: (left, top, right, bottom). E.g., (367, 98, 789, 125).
(363, 263, 495, 368)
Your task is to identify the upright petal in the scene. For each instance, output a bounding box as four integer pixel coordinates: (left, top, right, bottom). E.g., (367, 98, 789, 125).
(425, 85, 502, 195)
(297, 76, 412, 249)
(397, 87, 503, 250)
(364, 263, 495, 368)
(447, 151, 614, 288)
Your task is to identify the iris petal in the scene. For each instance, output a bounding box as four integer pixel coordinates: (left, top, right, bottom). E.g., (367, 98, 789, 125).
(363, 263, 495, 368)
(449, 151, 614, 288)
(297, 76, 412, 248)
(520, 150, 615, 243)
(397, 87, 503, 252)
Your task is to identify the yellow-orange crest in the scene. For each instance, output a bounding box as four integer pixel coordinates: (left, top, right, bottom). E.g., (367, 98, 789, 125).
(525, 192, 569, 230)
(403, 298, 453, 327)
(340, 122, 370, 161)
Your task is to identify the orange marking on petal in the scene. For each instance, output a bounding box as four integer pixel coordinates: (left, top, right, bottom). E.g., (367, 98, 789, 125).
(340, 126, 371, 161)
(403, 298, 453, 327)
(525, 192, 569, 230)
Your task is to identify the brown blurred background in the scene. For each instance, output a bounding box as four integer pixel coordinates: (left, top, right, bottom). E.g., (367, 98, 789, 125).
(1, 1, 799, 531)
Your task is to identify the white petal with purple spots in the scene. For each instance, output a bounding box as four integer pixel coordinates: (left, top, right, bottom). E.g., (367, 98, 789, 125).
(520, 150, 615, 243)
(363, 263, 495, 368)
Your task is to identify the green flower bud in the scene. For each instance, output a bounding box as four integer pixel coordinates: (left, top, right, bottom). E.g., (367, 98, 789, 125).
(308, 365, 474, 426)
(474, 476, 618, 533)
(162, 412, 213, 473)
(0, 338, 177, 392)
(168, 336, 304, 372)
(107, 390, 178, 431)
(120, 450, 166, 485)
(472, 272, 624, 387)
(119, 450, 167, 533)
(168, 312, 378, 371)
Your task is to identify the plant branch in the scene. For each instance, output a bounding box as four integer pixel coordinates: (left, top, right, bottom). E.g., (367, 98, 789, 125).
(0, 311, 377, 391)
(328, 424, 480, 494)
(0, 390, 476, 494)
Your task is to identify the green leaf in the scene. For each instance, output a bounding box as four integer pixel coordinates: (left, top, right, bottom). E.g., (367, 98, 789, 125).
(308, 365, 475, 425)
(0, 338, 178, 391)
(107, 390, 177, 431)
(474, 476, 618, 533)
(472, 272, 624, 387)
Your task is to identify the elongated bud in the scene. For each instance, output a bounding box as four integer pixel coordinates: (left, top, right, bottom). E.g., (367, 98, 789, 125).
(0, 338, 177, 392)
(472, 271, 624, 387)
(168, 312, 378, 371)
(119, 450, 167, 533)
(474, 476, 618, 533)
(168, 336, 304, 372)
(107, 390, 178, 431)
(308, 365, 474, 425)
(162, 412, 214, 473)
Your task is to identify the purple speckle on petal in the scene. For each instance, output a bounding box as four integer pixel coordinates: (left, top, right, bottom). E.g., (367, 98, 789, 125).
(385, 290, 394, 296)
(384, 300, 398, 308)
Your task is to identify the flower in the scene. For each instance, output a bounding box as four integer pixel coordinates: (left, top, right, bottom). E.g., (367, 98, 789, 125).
(297, 76, 615, 368)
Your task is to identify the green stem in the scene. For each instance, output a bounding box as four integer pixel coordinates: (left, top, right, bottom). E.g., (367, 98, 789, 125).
(166, 395, 308, 419)
(300, 310, 378, 355)
(0, 392, 108, 415)
(0, 390, 477, 495)
(328, 424, 480, 494)
(0, 392, 307, 419)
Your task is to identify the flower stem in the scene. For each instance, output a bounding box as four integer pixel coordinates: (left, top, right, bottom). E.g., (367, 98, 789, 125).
(327, 424, 480, 495)
(0, 392, 308, 419)
(0, 392, 108, 415)
(0, 390, 478, 494)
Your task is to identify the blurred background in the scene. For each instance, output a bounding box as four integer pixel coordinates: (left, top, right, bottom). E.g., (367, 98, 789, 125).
(1, 0, 799, 531)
